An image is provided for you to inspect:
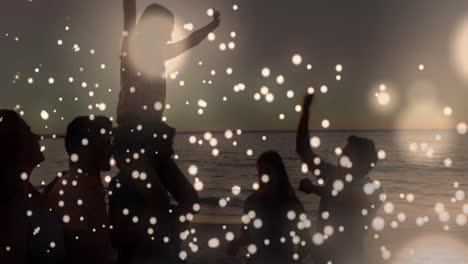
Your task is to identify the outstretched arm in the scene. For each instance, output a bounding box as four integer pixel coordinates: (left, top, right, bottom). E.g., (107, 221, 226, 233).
(164, 10, 221, 60)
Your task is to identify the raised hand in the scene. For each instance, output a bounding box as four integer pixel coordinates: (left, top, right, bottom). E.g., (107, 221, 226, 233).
(303, 94, 314, 109)
(212, 9, 221, 28)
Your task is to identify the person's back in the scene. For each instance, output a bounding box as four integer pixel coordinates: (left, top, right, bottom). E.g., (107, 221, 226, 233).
(228, 151, 311, 264)
(242, 192, 310, 264)
(44, 116, 113, 264)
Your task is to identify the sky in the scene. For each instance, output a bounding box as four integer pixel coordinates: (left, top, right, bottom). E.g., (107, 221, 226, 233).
(1, 0, 468, 133)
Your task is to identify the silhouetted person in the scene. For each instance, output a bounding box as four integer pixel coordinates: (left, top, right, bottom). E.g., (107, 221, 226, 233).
(109, 125, 199, 264)
(117, 0, 220, 125)
(44, 116, 113, 264)
(0, 110, 65, 264)
(108, 2, 206, 263)
(296, 94, 384, 264)
(227, 151, 312, 264)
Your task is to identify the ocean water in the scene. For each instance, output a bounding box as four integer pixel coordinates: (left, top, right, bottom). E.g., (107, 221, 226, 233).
(33, 130, 468, 227)
(31, 130, 468, 263)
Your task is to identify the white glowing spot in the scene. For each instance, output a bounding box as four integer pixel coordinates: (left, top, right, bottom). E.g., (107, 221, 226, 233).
(189, 136, 197, 144)
(335, 64, 343, 72)
(321, 119, 330, 129)
(310, 136, 321, 148)
(188, 165, 198, 176)
(312, 233, 324, 245)
(333, 180, 344, 192)
(232, 185, 241, 195)
(384, 202, 394, 214)
(230, 31, 237, 38)
(336, 75, 342, 81)
(276, 75, 285, 85)
(307, 87, 315, 94)
(320, 85, 328, 94)
(286, 90, 294, 98)
(292, 54, 302, 65)
(198, 100, 208, 108)
(225, 232, 235, 241)
(260, 86, 269, 95)
(183, 23, 194, 31)
(28, 77, 34, 84)
(224, 130, 234, 139)
(40, 110, 49, 120)
(261, 68, 271, 78)
(307, 64, 312, 70)
(219, 198, 227, 208)
(265, 93, 275, 103)
(457, 122, 467, 134)
(279, 114, 285, 120)
(226, 68, 233, 75)
(252, 182, 259, 190)
(444, 158, 453, 167)
(100, 64, 106, 69)
(20, 172, 28, 181)
(212, 148, 219, 156)
(207, 32, 216, 41)
(378, 150, 386, 160)
(363, 183, 375, 195)
(246, 149, 253, 156)
(456, 190, 465, 201)
(208, 238, 220, 248)
(372, 217, 385, 231)
(287, 211, 297, 220)
(301, 163, 308, 173)
(377, 92, 391, 105)
(439, 211, 450, 222)
(418, 64, 425, 71)
(194, 179, 204, 191)
(62, 215, 70, 223)
(435, 202, 445, 214)
(443, 106, 453, 117)
(247, 244, 257, 254)
(228, 42, 236, 50)
(295, 105, 302, 112)
(233, 4, 239, 11)
(457, 214, 467, 226)
(219, 43, 227, 51)
(57, 39, 63, 45)
(397, 213, 406, 222)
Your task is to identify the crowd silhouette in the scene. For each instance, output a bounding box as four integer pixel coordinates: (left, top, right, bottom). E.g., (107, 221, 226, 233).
(0, 1, 384, 264)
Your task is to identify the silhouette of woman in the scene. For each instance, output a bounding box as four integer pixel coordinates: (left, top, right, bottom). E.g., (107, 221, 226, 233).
(0, 110, 65, 264)
(296, 94, 384, 264)
(109, 2, 216, 262)
(227, 151, 312, 264)
(117, 0, 220, 125)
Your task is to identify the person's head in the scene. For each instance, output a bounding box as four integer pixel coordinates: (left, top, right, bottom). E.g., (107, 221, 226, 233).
(65, 116, 113, 173)
(138, 4, 175, 44)
(0, 110, 44, 190)
(256, 151, 294, 196)
(340, 135, 378, 178)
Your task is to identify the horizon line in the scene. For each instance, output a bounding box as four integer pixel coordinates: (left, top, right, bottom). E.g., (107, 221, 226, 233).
(40, 128, 455, 137)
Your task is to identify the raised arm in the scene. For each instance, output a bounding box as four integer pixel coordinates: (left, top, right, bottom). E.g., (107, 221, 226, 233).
(296, 94, 322, 167)
(123, 0, 137, 33)
(164, 10, 221, 60)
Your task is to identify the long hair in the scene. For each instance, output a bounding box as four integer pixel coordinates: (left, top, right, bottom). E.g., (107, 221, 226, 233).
(256, 151, 297, 199)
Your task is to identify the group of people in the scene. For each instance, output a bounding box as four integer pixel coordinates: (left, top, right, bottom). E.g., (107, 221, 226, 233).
(0, 1, 384, 263)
